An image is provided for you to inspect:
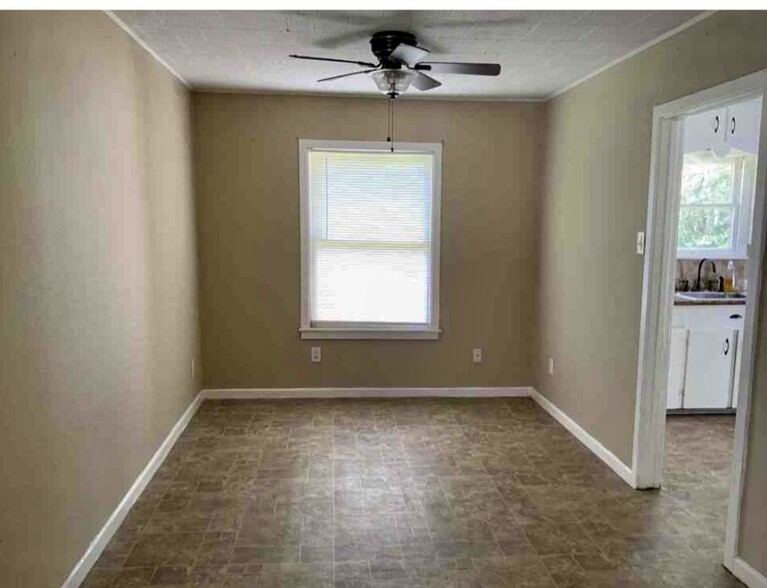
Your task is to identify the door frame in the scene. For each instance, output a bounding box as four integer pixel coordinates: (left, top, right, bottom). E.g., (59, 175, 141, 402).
(632, 68, 767, 572)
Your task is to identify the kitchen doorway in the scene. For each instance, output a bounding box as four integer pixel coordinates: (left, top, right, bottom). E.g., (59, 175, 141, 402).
(633, 69, 767, 577)
(667, 97, 760, 414)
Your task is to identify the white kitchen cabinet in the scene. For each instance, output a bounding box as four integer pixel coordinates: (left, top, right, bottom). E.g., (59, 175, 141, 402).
(666, 327, 688, 410)
(667, 304, 744, 411)
(683, 98, 762, 156)
(683, 328, 737, 409)
(726, 99, 762, 154)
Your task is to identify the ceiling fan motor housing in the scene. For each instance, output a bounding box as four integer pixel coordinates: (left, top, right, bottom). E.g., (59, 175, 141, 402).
(370, 31, 417, 68)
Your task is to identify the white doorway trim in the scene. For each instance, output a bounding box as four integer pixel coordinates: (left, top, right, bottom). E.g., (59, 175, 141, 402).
(632, 68, 767, 573)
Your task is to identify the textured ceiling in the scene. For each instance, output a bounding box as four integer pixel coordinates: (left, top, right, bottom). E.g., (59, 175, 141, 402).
(113, 10, 704, 100)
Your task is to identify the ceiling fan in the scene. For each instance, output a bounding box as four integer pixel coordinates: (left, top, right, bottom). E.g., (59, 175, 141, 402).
(290, 30, 501, 97)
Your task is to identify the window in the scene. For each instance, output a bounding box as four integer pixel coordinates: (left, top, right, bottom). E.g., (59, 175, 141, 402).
(677, 151, 755, 259)
(299, 140, 441, 339)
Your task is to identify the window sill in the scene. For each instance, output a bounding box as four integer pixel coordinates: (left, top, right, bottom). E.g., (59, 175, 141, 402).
(299, 327, 441, 340)
(677, 251, 748, 260)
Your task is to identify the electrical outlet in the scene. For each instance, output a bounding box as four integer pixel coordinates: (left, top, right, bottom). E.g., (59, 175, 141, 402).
(548, 357, 555, 376)
(636, 231, 645, 255)
(472, 348, 482, 364)
(311, 347, 322, 364)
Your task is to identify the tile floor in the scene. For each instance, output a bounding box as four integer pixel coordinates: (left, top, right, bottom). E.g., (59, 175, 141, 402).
(82, 399, 743, 587)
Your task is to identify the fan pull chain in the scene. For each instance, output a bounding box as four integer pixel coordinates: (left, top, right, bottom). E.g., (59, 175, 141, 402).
(392, 96, 396, 153)
(386, 97, 390, 143)
(386, 95, 396, 153)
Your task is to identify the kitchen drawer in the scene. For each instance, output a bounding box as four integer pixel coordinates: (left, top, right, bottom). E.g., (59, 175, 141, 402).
(672, 305, 744, 330)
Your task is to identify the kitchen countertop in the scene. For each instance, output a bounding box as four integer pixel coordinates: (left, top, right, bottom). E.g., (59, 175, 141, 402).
(674, 294, 747, 306)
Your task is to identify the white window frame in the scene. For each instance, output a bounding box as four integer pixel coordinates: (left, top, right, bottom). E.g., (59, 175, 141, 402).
(677, 153, 756, 260)
(298, 139, 442, 340)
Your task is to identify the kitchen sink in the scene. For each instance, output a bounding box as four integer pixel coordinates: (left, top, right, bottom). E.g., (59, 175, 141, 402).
(675, 291, 746, 301)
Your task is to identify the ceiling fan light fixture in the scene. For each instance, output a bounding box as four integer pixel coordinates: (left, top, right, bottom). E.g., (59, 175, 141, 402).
(370, 69, 415, 95)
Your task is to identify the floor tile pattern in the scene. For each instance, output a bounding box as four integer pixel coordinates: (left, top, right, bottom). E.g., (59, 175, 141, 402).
(82, 399, 743, 587)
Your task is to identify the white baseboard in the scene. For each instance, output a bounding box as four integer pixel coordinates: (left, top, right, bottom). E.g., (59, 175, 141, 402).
(63, 383, 764, 588)
(61, 391, 204, 588)
(529, 388, 635, 487)
(63, 384, 645, 588)
(202, 387, 533, 399)
(733, 557, 767, 588)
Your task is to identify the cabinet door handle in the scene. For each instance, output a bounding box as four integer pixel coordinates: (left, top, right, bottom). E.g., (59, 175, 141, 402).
(730, 314, 743, 319)
(713, 115, 720, 133)
(724, 338, 730, 356)
(731, 116, 736, 135)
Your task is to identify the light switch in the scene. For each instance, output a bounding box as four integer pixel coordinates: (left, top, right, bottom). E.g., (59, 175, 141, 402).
(636, 231, 645, 255)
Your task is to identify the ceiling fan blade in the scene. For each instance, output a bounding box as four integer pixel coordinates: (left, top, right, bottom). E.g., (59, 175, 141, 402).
(391, 44, 430, 67)
(406, 32, 448, 55)
(317, 68, 378, 83)
(290, 54, 378, 68)
(411, 71, 442, 91)
(416, 62, 501, 76)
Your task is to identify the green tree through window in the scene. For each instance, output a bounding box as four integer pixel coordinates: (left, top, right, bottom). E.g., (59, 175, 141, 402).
(677, 158, 737, 251)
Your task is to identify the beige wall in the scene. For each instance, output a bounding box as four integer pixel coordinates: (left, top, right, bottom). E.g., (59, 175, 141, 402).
(194, 93, 543, 389)
(0, 12, 199, 588)
(536, 11, 767, 575)
(4, 8, 767, 585)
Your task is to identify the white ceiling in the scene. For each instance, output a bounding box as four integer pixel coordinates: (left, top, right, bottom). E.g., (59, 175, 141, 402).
(113, 10, 704, 100)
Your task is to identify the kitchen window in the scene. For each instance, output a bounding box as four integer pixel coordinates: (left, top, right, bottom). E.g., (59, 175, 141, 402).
(677, 151, 756, 259)
(299, 140, 442, 339)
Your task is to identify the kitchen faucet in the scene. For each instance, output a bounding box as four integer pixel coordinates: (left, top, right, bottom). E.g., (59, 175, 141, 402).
(696, 258, 717, 291)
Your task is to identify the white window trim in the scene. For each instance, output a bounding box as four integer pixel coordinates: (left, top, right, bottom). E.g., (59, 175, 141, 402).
(298, 139, 442, 340)
(677, 154, 755, 260)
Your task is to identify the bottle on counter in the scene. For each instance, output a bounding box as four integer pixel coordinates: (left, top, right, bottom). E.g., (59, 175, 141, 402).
(725, 261, 736, 293)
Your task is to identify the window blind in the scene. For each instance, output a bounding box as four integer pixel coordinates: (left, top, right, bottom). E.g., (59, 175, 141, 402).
(308, 150, 434, 325)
